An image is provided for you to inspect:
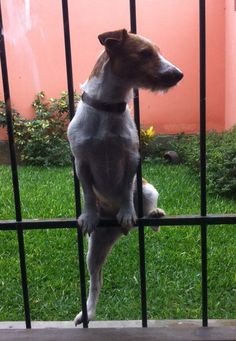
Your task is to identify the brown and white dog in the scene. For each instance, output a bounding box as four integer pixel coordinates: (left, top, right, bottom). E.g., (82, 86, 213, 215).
(67, 29, 183, 325)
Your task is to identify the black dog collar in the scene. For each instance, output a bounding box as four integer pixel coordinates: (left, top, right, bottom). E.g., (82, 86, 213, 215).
(82, 92, 127, 114)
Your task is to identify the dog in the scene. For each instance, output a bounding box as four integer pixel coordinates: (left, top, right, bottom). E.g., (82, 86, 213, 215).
(67, 29, 183, 325)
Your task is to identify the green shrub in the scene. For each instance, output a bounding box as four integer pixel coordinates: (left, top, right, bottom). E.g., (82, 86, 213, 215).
(0, 91, 80, 166)
(140, 126, 156, 159)
(140, 126, 168, 161)
(171, 128, 236, 197)
(0, 100, 21, 127)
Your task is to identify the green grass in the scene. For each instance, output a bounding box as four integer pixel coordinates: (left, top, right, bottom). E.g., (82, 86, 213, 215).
(0, 163, 236, 321)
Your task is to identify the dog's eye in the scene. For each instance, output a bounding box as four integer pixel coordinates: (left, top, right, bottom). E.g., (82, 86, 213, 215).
(139, 48, 153, 58)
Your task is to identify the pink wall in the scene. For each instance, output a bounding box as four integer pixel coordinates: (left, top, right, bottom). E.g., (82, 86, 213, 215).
(206, 0, 225, 132)
(225, 0, 236, 129)
(137, 0, 199, 133)
(0, 0, 233, 139)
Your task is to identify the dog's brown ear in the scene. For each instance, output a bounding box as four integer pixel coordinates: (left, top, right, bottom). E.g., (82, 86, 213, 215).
(98, 29, 128, 51)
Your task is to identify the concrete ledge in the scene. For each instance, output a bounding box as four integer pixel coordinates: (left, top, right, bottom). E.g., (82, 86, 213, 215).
(1, 319, 236, 329)
(1, 326, 236, 341)
(0, 320, 236, 341)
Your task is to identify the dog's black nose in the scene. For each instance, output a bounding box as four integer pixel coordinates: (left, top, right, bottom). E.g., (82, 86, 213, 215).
(160, 68, 183, 87)
(174, 69, 184, 82)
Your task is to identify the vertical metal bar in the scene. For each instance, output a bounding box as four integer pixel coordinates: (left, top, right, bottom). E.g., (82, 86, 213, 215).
(129, 0, 147, 328)
(61, 0, 88, 328)
(0, 1, 31, 329)
(199, 0, 208, 327)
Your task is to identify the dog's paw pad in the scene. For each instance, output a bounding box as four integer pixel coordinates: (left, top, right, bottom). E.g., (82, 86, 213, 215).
(78, 213, 99, 235)
(74, 310, 95, 326)
(149, 208, 166, 218)
(74, 312, 83, 326)
(148, 208, 165, 232)
(116, 208, 137, 228)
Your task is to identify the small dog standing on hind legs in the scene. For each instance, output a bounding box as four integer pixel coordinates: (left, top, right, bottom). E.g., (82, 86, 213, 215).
(67, 28, 183, 325)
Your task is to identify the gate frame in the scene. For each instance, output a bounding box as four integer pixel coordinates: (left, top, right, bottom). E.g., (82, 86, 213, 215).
(0, 0, 236, 331)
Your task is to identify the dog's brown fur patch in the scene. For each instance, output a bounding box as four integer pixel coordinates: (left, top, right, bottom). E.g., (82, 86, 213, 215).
(142, 178, 148, 185)
(89, 51, 109, 79)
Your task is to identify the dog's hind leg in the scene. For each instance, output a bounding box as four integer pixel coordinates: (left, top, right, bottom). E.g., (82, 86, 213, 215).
(74, 227, 122, 325)
(141, 182, 165, 231)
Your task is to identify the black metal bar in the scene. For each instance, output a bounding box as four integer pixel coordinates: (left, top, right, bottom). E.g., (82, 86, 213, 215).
(0, 1, 31, 329)
(129, 0, 137, 37)
(199, 0, 207, 218)
(61, 0, 81, 213)
(199, 0, 208, 327)
(130, 0, 147, 328)
(201, 223, 208, 327)
(61, 0, 88, 328)
(1, 214, 236, 231)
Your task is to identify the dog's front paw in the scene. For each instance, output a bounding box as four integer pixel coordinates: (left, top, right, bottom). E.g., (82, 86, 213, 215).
(148, 207, 166, 232)
(74, 309, 95, 326)
(78, 212, 99, 235)
(149, 207, 166, 218)
(116, 207, 137, 232)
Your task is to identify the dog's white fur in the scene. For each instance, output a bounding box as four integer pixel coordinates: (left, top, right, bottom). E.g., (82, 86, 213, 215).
(67, 29, 183, 325)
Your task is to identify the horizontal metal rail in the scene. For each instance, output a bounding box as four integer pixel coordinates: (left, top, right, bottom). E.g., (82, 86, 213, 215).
(1, 214, 236, 231)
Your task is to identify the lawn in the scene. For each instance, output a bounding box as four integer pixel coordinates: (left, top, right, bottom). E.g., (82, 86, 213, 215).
(0, 163, 235, 321)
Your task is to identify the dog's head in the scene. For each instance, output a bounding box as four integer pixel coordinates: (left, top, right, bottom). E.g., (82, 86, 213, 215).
(98, 29, 183, 92)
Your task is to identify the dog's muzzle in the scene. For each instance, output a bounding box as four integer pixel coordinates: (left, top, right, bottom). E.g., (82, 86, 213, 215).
(159, 68, 184, 88)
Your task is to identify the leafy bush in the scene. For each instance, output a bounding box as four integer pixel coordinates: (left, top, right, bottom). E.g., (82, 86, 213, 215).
(170, 128, 236, 197)
(140, 126, 156, 158)
(140, 126, 167, 161)
(140, 127, 179, 163)
(0, 91, 80, 166)
(0, 100, 21, 127)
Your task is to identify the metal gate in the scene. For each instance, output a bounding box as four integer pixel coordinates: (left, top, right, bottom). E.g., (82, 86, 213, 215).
(0, 0, 236, 330)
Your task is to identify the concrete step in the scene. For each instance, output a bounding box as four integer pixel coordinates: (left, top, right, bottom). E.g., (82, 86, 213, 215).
(0, 320, 236, 341)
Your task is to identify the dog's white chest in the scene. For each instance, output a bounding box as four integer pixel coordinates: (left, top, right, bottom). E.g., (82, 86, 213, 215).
(67, 102, 139, 193)
(68, 102, 138, 154)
